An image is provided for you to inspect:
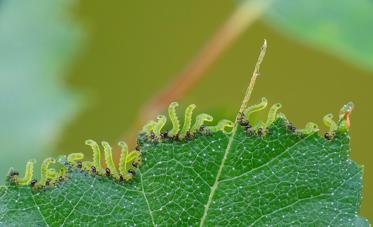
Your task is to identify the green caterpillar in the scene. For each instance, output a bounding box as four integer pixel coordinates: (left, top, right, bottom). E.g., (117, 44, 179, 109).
(153, 115, 167, 138)
(38, 158, 56, 186)
(13, 160, 35, 185)
(265, 103, 282, 128)
(297, 122, 319, 135)
(10, 139, 141, 187)
(190, 113, 213, 133)
(179, 104, 196, 139)
(237, 98, 346, 138)
(323, 113, 338, 132)
(84, 140, 102, 172)
(102, 142, 120, 178)
(118, 141, 141, 181)
(207, 120, 234, 133)
(168, 102, 180, 137)
(8, 101, 353, 189)
(243, 97, 268, 121)
(142, 102, 234, 141)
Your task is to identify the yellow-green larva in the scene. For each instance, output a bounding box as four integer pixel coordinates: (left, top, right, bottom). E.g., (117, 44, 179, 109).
(265, 103, 282, 128)
(17, 160, 36, 185)
(207, 119, 234, 133)
(39, 158, 56, 185)
(47, 168, 57, 179)
(67, 153, 84, 166)
(142, 120, 157, 137)
(118, 141, 129, 177)
(153, 115, 167, 138)
(297, 122, 319, 134)
(179, 104, 196, 139)
(191, 113, 213, 133)
(168, 102, 180, 137)
(118, 142, 140, 180)
(85, 140, 102, 172)
(244, 97, 268, 121)
(102, 141, 119, 178)
(323, 113, 338, 132)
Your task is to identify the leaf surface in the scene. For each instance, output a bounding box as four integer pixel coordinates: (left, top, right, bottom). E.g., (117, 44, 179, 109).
(0, 118, 368, 226)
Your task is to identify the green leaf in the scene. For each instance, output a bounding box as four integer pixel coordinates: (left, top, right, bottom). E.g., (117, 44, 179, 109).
(0, 0, 81, 180)
(263, 0, 373, 71)
(0, 101, 369, 226)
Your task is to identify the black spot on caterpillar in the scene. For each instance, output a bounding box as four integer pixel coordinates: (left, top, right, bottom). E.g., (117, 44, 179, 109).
(287, 122, 296, 132)
(105, 168, 111, 177)
(324, 132, 332, 140)
(30, 179, 37, 187)
(91, 166, 97, 174)
(128, 170, 136, 177)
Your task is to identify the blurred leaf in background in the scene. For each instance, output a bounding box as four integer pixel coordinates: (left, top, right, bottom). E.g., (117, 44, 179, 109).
(263, 0, 373, 71)
(0, 0, 81, 181)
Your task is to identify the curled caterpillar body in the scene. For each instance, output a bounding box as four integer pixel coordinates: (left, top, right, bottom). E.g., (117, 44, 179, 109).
(142, 120, 157, 137)
(118, 141, 129, 177)
(276, 112, 287, 120)
(297, 122, 319, 135)
(102, 142, 119, 178)
(153, 115, 167, 138)
(323, 113, 338, 133)
(39, 158, 56, 186)
(47, 168, 58, 179)
(244, 97, 268, 121)
(85, 140, 102, 172)
(118, 141, 141, 181)
(67, 153, 84, 167)
(17, 160, 36, 186)
(168, 102, 180, 137)
(207, 120, 234, 133)
(179, 104, 196, 139)
(265, 103, 282, 128)
(191, 113, 213, 133)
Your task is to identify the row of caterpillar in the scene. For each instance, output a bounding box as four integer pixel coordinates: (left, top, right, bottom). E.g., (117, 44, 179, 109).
(142, 102, 235, 141)
(237, 97, 353, 139)
(8, 140, 141, 188)
(7, 100, 353, 188)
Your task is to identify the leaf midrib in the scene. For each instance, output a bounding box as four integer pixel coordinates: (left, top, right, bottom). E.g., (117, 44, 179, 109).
(199, 125, 315, 226)
(31, 189, 49, 227)
(139, 169, 156, 227)
(60, 177, 96, 226)
(199, 125, 239, 226)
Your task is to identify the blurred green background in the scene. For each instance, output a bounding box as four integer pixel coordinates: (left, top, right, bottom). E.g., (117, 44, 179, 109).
(0, 0, 372, 220)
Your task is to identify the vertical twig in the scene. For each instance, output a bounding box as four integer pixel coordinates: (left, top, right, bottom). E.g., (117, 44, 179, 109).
(238, 39, 267, 116)
(199, 40, 268, 227)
